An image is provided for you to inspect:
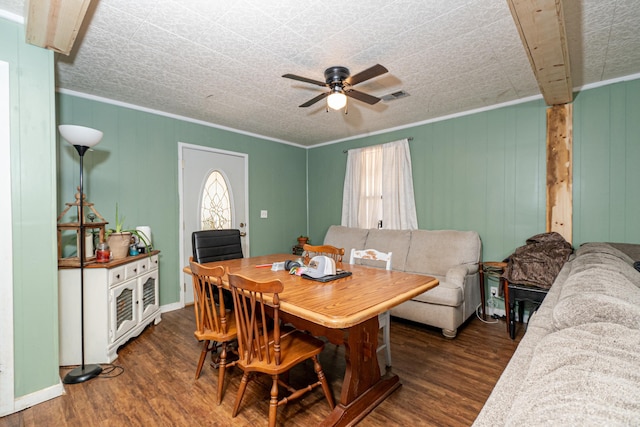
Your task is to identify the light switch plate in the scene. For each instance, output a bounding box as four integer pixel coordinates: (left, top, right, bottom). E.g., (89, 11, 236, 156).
(260, 210, 268, 218)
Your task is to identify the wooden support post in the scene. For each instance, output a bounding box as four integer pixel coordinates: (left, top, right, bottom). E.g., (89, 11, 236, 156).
(546, 104, 573, 243)
(26, 0, 92, 55)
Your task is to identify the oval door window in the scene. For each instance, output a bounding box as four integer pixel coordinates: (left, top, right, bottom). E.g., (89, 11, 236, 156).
(200, 170, 232, 230)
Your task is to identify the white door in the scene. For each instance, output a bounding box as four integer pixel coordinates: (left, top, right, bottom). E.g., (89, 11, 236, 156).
(179, 143, 248, 305)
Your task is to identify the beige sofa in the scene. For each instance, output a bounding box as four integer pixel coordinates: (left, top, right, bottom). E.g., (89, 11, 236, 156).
(473, 242, 640, 426)
(323, 226, 482, 338)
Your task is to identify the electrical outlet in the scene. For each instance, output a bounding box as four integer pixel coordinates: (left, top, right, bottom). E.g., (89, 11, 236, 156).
(490, 286, 498, 297)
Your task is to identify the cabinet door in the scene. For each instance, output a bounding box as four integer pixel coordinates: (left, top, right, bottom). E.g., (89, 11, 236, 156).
(110, 280, 138, 342)
(139, 269, 159, 321)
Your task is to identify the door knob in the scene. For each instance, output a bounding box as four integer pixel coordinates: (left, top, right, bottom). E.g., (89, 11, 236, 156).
(239, 223, 245, 228)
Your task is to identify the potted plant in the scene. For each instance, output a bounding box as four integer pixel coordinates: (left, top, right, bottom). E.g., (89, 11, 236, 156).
(297, 235, 309, 247)
(105, 204, 151, 260)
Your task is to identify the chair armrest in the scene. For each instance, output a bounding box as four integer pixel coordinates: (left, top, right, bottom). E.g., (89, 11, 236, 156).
(446, 264, 479, 287)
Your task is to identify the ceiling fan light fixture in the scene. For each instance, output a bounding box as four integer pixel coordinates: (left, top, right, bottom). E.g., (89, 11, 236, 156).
(283, 64, 389, 109)
(327, 91, 347, 110)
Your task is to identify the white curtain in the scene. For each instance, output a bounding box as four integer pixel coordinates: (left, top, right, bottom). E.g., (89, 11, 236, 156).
(341, 138, 418, 230)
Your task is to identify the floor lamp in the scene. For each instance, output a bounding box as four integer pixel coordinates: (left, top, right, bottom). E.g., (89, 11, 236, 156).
(59, 124, 104, 384)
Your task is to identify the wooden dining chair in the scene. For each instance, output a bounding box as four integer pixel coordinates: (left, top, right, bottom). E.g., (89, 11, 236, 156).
(349, 248, 393, 367)
(303, 243, 345, 263)
(228, 273, 334, 427)
(189, 258, 238, 405)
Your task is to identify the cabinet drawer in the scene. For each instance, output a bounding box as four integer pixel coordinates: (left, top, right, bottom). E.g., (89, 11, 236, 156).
(137, 257, 151, 275)
(109, 267, 126, 286)
(149, 254, 159, 270)
(125, 261, 141, 279)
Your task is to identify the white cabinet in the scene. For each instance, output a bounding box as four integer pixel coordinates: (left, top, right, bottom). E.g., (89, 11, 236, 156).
(59, 252, 161, 365)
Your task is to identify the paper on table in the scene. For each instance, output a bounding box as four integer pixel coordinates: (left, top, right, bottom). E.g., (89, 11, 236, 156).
(271, 262, 285, 271)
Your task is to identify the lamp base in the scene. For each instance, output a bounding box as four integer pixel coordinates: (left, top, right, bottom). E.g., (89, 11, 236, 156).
(63, 364, 103, 384)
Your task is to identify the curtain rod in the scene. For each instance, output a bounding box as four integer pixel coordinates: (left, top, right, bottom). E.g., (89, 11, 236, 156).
(343, 137, 413, 153)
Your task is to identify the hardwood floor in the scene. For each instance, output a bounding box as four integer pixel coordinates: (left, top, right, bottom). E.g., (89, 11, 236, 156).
(1, 308, 521, 426)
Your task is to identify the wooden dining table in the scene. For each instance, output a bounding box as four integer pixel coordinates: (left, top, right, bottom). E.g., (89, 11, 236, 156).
(184, 253, 438, 426)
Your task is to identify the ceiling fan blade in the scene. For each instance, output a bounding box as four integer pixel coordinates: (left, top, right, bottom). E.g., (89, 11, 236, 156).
(282, 73, 327, 87)
(345, 89, 381, 105)
(345, 64, 388, 86)
(299, 92, 329, 107)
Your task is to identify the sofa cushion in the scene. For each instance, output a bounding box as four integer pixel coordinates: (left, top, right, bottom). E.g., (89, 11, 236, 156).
(608, 242, 640, 262)
(323, 225, 368, 256)
(505, 322, 640, 425)
(575, 242, 635, 264)
(571, 252, 640, 287)
(553, 293, 640, 331)
(553, 269, 640, 330)
(560, 268, 640, 300)
(411, 277, 463, 306)
(363, 229, 411, 271)
(405, 230, 480, 276)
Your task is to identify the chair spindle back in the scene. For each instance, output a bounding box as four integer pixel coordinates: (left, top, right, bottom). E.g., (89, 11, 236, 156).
(303, 244, 345, 263)
(228, 273, 284, 366)
(190, 258, 229, 335)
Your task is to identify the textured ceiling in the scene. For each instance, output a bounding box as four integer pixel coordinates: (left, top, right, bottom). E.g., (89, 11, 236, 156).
(1, 0, 639, 146)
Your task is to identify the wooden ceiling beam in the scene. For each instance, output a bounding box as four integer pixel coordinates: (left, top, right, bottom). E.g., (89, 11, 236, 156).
(25, 0, 92, 56)
(507, 0, 572, 105)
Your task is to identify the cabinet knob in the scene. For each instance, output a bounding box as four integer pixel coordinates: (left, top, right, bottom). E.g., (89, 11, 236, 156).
(133, 268, 137, 273)
(116, 274, 120, 279)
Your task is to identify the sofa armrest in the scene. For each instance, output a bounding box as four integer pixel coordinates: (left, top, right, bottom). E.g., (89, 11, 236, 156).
(446, 264, 479, 287)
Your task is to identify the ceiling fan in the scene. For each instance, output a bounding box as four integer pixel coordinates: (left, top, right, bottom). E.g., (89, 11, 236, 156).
(282, 64, 389, 111)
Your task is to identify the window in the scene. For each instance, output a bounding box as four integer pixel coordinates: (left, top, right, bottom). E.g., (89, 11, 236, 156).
(200, 170, 232, 230)
(342, 139, 417, 230)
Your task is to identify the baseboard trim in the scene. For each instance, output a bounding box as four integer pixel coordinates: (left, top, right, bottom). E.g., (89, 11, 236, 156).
(161, 302, 183, 313)
(10, 381, 65, 415)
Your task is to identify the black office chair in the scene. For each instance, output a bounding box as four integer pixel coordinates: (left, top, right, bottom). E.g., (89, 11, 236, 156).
(192, 229, 243, 309)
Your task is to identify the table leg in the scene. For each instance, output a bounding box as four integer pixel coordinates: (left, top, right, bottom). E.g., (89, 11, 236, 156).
(502, 278, 511, 334)
(478, 264, 486, 320)
(279, 312, 401, 426)
(518, 300, 526, 325)
(321, 316, 401, 427)
(509, 295, 516, 340)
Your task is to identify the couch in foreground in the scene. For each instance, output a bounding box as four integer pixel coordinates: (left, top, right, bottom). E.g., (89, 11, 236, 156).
(473, 242, 640, 425)
(323, 225, 482, 338)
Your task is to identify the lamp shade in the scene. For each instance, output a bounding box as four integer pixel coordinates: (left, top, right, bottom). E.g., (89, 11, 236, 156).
(59, 125, 103, 147)
(327, 92, 347, 110)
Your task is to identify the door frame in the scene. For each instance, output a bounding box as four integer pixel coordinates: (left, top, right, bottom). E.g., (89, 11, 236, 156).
(0, 60, 15, 416)
(177, 142, 249, 307)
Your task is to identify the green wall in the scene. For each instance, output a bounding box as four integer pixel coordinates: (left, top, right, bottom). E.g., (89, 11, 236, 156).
(57, 94, 308, 305)
(309, 79, 640, 261)
(308, 99, 548, 262)
(1, 17, 60, 398)
(573, 80, 640, 244)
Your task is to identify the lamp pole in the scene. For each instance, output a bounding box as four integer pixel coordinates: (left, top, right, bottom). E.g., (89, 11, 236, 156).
(59, 125, 104, 384)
